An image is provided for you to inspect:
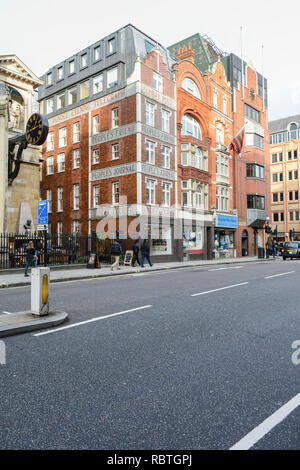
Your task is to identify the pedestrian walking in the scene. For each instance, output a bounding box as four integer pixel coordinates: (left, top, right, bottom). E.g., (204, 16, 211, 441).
(141, 239, 153, 268)
(24, 240, 36, 277)
(272, 241, 277, 258)
(132, 239, 141, 266)
(110, 239, 123, 271)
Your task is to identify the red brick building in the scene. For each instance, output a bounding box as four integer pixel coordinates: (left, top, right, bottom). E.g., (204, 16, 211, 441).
(39, 25, 181, 261)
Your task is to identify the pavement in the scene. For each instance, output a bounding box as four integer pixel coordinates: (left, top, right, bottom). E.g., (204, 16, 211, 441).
(0, 255, 276, 289)
(0, 256, 276, 339)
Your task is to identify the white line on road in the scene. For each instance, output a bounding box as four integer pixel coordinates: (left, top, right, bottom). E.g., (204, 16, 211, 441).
(209, 267, 243, 272)
(191, 282, 248, 297)
(230, 393, 300, 450)
(265, 271, 295, 279)
(2, 311, 12, 314)
(33, 305, 153, 337)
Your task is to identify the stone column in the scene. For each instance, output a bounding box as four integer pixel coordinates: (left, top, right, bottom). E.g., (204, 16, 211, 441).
(0, 83, 8, 233)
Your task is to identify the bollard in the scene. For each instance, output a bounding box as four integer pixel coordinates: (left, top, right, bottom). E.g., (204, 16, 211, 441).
(31, 267, 50, 316)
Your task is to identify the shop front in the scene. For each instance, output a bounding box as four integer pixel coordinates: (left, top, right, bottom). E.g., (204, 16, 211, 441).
(214, 214, 238, 258)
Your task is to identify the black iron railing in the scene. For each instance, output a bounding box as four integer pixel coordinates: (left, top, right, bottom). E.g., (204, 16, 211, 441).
(0, 233, 112, 269)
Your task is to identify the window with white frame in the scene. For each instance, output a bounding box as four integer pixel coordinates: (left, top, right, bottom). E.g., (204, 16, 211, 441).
(112, 182, 119, 205)
(181, 114, 202, 140)
(93, 74, 103, 94)
(153, 72, 162, 92)
(181, 144, 189, 166)
(69, 60, 75, 74)
(162, 109, 170, 133)
(213, 91, 218, 108)
(181, 78, 200, 98)
(112, 144, 119, 160)
(57, 93, 65, 110)
(223, 97, 227, 115)
(146, 102, 155, 126)
(59, 127, 67, 147)
(68, 87, 77, 105)
(47, 156, 54, 175)
(146, 140, 155, 164)
(73, 122, 80, 143)
(46, 98, 54, 114)
(93, 148, 100, 164)
(46, 72, 53, 86)
(57, 153, 65, 172)
(216, 124, 224, 144)
(93, 185, 100, 207)
(112, 108, 119, 128)
(195, 147, 202, 169)
(162, 182, 171, 206)
(73, 184, 79, 210)
(73, 220, 79, 234)
(216, 186, 229, 212)
(57, 66, 63, 80)
(195, 185, 202, 208)
(162, 146, 171, 169)
(73, 149, 80, 169)
(57, 222, 63, 245)
(93, 115, 99, 134)
(182, 191, 188, 206)
(108, 38, 116, 54)
(107, 67, 118, 88)
(94, 46, 101, 62)
(80, 53, 88, 68)
(47, 189, 52, 213)
(146, 179, 155, 205)
(46, 132, 54, 151)
(204, 184, 208, 209)
(80, 80, 90, 100)
(57, 187, 63, 211)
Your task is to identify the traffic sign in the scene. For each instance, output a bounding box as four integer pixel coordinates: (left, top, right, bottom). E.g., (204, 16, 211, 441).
(38, 200, 48, 225)
(37, 224, 48, 231)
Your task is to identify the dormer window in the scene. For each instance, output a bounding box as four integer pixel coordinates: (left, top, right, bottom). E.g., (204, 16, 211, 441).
(108, 38, 116, 55)
(80, 53, 88, 68)
(289, 123, 298, 140)
(46, 72, 53, 86)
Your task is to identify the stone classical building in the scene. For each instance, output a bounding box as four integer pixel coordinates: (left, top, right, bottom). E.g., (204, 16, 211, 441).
(0, 55, 43, 233)
(269, 115, 300, 241)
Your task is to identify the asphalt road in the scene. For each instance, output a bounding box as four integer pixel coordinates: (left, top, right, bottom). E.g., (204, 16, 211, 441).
(0, 260, 299, 450)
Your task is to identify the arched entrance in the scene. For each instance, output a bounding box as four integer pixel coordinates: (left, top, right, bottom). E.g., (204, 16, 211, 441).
(242, 230, 248, 257)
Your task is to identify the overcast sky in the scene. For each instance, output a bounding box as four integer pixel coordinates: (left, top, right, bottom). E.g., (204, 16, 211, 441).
(1, 0, 299, 122)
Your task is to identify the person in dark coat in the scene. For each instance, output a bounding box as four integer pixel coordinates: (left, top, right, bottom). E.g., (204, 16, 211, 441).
(141, 239, 153, 268)
(24, 240, 36, 277)
(110, 239, 123, 270)
(132, 239, 141, 266)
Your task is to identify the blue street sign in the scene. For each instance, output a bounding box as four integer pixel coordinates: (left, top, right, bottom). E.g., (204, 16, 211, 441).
(38, 200, 48, 225)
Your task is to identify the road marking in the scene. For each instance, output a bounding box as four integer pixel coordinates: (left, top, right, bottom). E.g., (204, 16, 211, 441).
(230, 393, 300, 450)
(209, 267, 243, 272)
(2, 311, 12, 315)
(33, 305, 153, 337)
(191, 282, 248, 297)
(265, 271, 295, 279)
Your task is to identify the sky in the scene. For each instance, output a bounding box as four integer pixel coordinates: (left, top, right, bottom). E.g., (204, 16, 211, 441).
(1, 0, 300, 122)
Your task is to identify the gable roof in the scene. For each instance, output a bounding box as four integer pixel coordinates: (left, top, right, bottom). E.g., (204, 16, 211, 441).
(0, 55, 43, 87)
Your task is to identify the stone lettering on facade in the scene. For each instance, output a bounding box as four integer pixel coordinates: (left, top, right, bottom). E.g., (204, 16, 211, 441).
(141, 124, 176, 145)
(141, 83, 176, 110)
(49, 89, 126, 126)
(91, 123, 137, 146)
(91, 163, 138, 182)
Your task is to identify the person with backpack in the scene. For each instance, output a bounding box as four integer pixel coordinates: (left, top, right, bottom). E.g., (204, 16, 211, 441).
(141, 239, 153, 268)
(132, 239, 141, 266)
(110, 239, 123, 271)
